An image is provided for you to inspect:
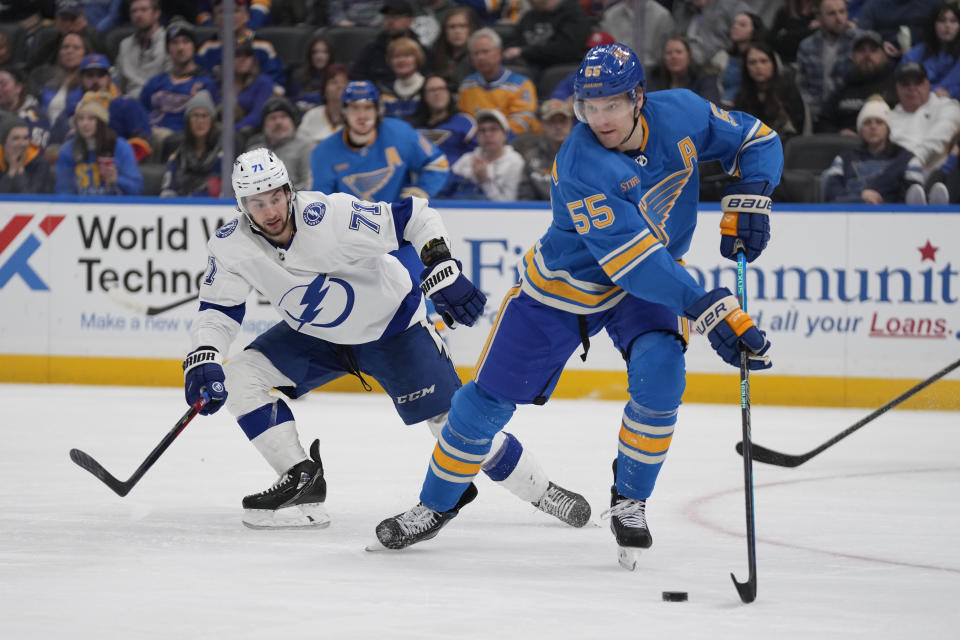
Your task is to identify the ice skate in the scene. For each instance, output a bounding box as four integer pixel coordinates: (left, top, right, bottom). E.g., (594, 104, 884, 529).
(242, 440, 330, 529)
(533, 482, 592, 528)
(372, 483, 478, 550)
(602, 489, 652, 571)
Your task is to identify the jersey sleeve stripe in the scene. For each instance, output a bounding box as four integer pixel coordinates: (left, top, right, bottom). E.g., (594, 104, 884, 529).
(599, 232, 662, 280)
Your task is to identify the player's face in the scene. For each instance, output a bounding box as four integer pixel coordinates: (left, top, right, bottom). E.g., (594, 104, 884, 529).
(245, 187, 293, 244)
(345, 100, 377, 136)
(582, 94, 637, 149)
(859, 117, 888, 146)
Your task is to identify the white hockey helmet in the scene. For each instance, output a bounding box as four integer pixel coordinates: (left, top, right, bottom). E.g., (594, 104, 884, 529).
(232, 148, 291, 213)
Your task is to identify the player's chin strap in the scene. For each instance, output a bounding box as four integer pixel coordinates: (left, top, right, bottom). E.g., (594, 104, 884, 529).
(620, 91, 645, 148)
(241, 185, 296, 239)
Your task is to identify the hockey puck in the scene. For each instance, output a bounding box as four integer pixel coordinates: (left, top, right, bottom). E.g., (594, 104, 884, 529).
(662, 591, 688, 602)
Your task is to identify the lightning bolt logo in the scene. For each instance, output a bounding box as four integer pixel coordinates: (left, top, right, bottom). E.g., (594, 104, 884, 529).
(282, 274, 356, 330)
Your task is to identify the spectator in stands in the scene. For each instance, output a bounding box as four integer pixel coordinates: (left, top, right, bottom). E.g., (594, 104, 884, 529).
(924, 139, 960, 203)
(84, 0, 124, 32)
(245, 96, 311, 189)
(821, 97, 926, 203)
(458, 28, 541, 135)
(672, 0, 750, 69)
(296, 63, 349, 144)
(116, 0, 168, 100)
(354, 0, 428, 88)
(380, 37, 428, 123)
(140, 21, 218, 139)
(196, 0, 271, 29)
(55, 91, 143, 195)
(231, 40, 275, 140)
(328, 0, 386, 26)
(518, 98, 572, 201)
(50, 54, 154, 162)
(734, 40, 805, 142)
(287, 34, 336, 113)
(457, 0, 522, 24)
(0, 118, 52, 194)
(39, 32, 92, 125)
(721, 12, 766, 106)
(857, 0, 941, 57)
(768, 0, 818, 66)
(0, 32, 11, 69)
(28, 0, 106, 70)
(412, 74, 477, 195)
(449, 108, 523, 200)
(501, 0, 592, 77)
(410, 0, 459, 49)
(196, 0, 286, 90)
(160, 90, 223, 197)
(901, 2, 960, 100)
(817, 31, 897, 134)
(888, 61, 960, 169)
(310, 80, 450, 204)
(599, 0, 676, 69)
(0, 69, 51, 152)
(796, 0, 858, 123)
(647, 35, 722, 104)
(432, 5, 480, 85)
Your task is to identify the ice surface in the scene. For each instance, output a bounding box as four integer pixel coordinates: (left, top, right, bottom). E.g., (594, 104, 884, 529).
(1, 384, 958, 638)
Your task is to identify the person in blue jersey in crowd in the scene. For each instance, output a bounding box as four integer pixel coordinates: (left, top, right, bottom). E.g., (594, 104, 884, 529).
(375, 43, 783, 569)
(412, 75, 477, 197)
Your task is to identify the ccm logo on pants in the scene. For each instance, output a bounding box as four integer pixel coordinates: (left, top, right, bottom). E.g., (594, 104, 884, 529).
(396, 385, 436, 404)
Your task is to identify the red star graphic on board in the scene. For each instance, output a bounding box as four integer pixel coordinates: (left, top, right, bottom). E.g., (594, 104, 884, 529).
(918, 240, 938, 262)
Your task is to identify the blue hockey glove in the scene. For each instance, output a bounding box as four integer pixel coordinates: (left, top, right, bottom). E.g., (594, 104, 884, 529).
(684, 288, 772, 370)
(183, 347, 227, 415)
(719, 194, 771, 263)
(420, 258, 486, 327)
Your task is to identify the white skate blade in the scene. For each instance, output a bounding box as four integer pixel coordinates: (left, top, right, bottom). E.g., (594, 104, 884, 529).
(242, 502, 331, 530)
(617, 546, 641, 571)
(364, 539, 396, 552)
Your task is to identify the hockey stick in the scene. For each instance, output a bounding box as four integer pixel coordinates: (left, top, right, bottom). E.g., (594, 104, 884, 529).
(735, 356, 960, 468)
(107, 286, 199, 316)
(69, 392, 209, 497)
(731, 251, 758, 604)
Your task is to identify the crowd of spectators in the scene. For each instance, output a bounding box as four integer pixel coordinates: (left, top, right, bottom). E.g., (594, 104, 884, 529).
(0, 0, 959, 204)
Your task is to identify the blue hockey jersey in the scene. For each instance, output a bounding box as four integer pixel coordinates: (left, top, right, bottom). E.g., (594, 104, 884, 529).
(526, 89, 783, 316)
(310, 117, 450, 202)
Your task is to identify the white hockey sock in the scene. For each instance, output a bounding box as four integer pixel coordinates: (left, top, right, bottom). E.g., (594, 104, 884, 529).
(251, 421, 308, 474)
(483, 431, 550, 503)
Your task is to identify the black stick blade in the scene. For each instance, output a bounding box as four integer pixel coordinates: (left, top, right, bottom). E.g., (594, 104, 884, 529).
(731, 573, 757, 603)
(735, 441, 807, 468)
(69, 448, 131, 497)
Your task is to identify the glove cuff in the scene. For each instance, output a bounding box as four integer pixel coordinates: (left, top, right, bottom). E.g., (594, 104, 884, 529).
(420, 259, 461, 297)
(690, 294, 740, 336)
(183, 347, 222, 374)
(720, 194, 772, 214)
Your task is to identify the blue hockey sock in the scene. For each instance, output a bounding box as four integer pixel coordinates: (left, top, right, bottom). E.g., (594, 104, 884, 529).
(420, 382, 515, 511)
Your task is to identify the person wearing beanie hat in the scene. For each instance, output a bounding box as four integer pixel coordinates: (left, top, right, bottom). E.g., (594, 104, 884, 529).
(243, 96, 311, 190)
(822, 96, 926, 203)
(0, 118, 52, 194)
(55, 89, 144, 196)
(160, 89, 223, 198)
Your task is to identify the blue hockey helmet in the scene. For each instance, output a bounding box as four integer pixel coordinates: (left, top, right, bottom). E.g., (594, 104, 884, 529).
(342, 80, 380, 106)
(573, 43, 644, 122)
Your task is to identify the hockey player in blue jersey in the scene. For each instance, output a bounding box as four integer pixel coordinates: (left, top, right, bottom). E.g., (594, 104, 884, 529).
(375, 43, 782, 567)
(182, 148, 590, 530)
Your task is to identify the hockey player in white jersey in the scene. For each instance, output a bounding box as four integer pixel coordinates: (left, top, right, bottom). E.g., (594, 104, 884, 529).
(182, 148, 591, 529)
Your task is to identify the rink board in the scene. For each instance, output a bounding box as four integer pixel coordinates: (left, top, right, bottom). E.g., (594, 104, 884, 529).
(0, 197, 958, 409)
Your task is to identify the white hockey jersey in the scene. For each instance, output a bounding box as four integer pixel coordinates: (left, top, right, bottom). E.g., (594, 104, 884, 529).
(194, 191, 449, 353)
